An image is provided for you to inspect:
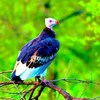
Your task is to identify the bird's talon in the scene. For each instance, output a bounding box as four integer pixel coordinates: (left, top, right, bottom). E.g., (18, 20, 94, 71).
(35, 76, 41, 82)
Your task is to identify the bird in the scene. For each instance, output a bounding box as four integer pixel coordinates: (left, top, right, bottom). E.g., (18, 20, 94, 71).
(11, 18, 60, 82)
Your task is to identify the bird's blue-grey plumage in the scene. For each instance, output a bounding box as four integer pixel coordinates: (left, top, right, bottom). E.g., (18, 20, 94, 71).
(11, 27, 60, 82)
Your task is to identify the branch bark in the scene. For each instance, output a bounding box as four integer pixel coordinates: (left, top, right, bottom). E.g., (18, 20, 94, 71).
(33, 86, 45, 100)
(0, 80, 91, 100)
(0, 70, 99, 100)
(0, 81, 71, 100)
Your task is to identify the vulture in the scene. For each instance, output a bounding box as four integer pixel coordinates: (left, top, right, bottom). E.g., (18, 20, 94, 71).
(11, 18, 60, 82)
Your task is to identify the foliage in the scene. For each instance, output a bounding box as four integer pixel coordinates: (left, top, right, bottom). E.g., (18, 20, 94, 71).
(0, 0, 100, 100)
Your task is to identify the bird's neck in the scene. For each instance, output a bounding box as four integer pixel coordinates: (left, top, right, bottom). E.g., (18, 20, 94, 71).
(39, 27, 56, 39)
(46, 25, 53, 30)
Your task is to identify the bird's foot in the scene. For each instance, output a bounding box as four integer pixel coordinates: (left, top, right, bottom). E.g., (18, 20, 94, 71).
(41, 77, 49, 84)
(35, 76, 41, 82)
(35, 76, 49, 84)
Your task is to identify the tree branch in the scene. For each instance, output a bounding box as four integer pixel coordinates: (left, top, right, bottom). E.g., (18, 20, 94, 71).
(0, 70, 12, 74)
(44, 81, 72, 100)
(0, 80, 93, 100)
(50, 78, 100, 85)
(33, 86, 45, 100)
(0, 80, 71, 99)
(0, 70, 99, 100)
(28, 83, 41, 100)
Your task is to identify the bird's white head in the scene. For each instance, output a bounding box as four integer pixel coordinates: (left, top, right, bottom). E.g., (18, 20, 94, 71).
(45, 18, 59, 30)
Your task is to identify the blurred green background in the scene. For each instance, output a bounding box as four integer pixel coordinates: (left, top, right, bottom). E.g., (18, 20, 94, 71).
(0, 0, 100, 100)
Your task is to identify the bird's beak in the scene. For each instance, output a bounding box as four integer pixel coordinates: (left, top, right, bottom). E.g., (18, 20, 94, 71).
(56, 21, 60, 24)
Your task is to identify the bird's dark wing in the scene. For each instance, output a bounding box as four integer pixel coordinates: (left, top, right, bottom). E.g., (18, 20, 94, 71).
(28, 38, 59, 68)
(13, 37, 59, 80)
(17, 38, 37, 62)
(17, 37, 59, 68)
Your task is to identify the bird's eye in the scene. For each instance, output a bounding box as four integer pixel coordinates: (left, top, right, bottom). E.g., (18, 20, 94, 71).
(49, 20, 52, 22)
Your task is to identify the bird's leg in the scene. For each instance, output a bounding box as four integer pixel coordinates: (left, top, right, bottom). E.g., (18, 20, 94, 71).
(41, 76, 49, 83)
(35, 76, 41, 82)
(35, 76, 49, 84)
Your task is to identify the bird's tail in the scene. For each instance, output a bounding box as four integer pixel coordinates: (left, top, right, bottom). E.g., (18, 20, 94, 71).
(11, 70, 23, 82)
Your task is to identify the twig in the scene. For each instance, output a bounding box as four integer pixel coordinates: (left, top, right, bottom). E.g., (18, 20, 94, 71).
(29, 84, 40, 100)
(0, 80, 96, 100)
(72, 98, 90, 100)
(33, 86, 45, 100)
(44, 81, 72, 100)
(0, 76, 99, 100)
(0, 81, 38, 87)
(0, 70, 12, 74)
(22, 87, 35, 99)
(22, 82, 41, 100)
(50, 78, 100, 85)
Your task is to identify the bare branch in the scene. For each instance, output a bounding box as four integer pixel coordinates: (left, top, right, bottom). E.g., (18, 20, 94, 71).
(33, 86, 45, 100)
(22, 86, 36, 99)
(50, 78, 100, 85)
(0, 80, 71, 100)
(0, 70, 12, 74)
(44, 81, 72, 100)
(0, 70, 99, 100)
(29, 83, 41, 100)
(0, 80, 97, 100)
